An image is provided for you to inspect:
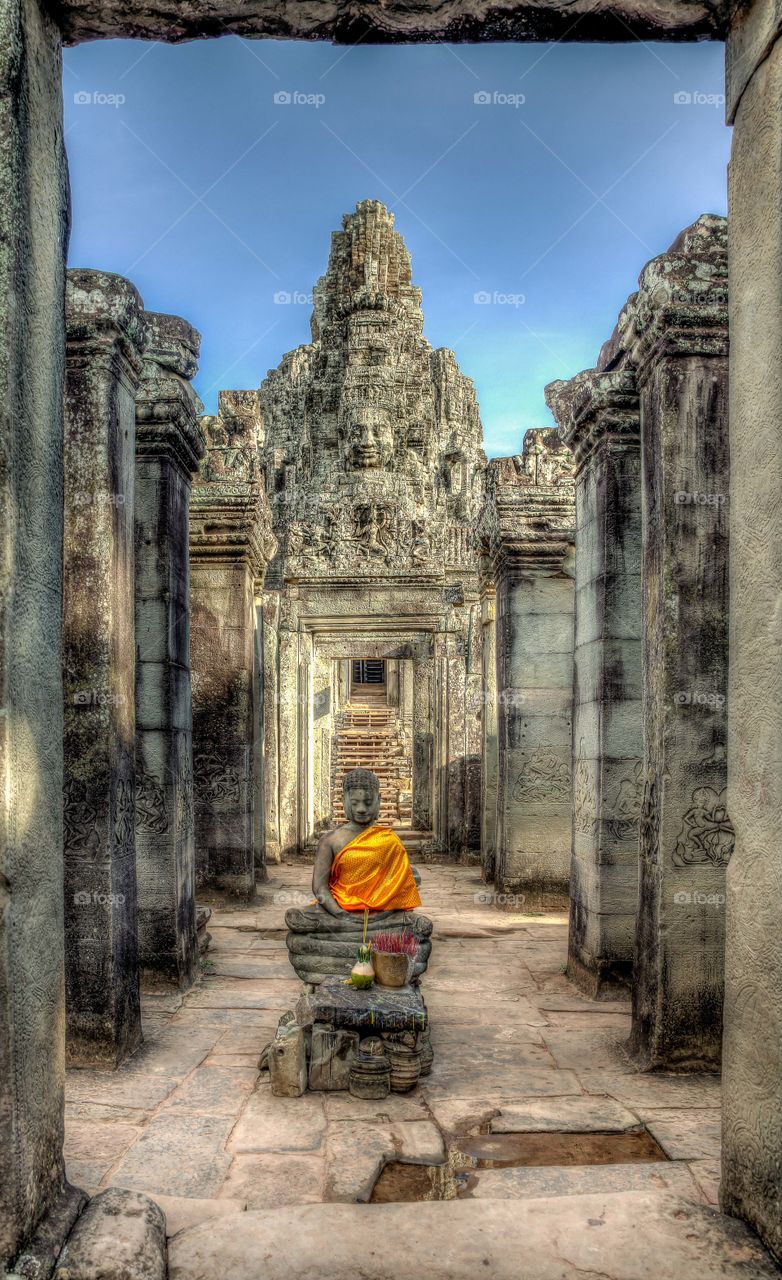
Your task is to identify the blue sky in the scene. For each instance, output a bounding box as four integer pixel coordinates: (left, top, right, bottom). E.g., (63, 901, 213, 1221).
(63, 37, 729, 457)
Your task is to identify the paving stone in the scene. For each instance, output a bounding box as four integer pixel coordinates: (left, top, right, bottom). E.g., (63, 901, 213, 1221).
(118, 1027, 220, 1078)
(539, 1028, 634, 1072)
(580, 1071, 722, 1110)
(229, 1084, 326, 1153)
(166, 1067, 258, 1117)
(66, 1073, 179, 1111)
(149, 1195, 247, 1239)
(391, 1120, 445, 1164)
(641, 1108, 722, 1160)
(324, 1123, 394, 1202)
(168, 1194, 781, 1280)
(323, 1092, 430, 1123)
(109, 1114, 235, 1198)
(489, 1096, 640, 1134)
(64, 1120, 142, 1186)
(687, 1159, 721, 1206)
(218, 1155, 324, 1209)
(465, 1161, 704, 1201)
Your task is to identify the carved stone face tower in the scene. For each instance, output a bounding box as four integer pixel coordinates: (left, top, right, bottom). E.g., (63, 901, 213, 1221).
(246, 200, 487, 859)
(260, 199, 486, 580)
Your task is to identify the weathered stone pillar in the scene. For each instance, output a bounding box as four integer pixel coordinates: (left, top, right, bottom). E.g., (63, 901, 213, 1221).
(190, 392, 275, 896)
(261, 593, 281, 863)
(484, 438, 576, 902)
(479, 578, 498, 882)
(63, 270, 146, 1066)
(546, 369, 643, 996)
(629, 217, 730, 1070)
(134, 312, 204, 987)
(276, 616, 301, 856)
(412, 646, 434, 831)
(0, 0, 77, 1263)
(722, 8, 782, 1258)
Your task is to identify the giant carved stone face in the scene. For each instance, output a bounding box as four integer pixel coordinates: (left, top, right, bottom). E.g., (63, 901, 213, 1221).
(339, 409, 394, 471)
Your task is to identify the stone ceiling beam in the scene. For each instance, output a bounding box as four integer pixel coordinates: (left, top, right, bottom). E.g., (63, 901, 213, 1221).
(55, 0, 730, 47)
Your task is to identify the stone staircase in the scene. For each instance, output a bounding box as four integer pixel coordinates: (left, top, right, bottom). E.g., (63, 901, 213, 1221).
(331, 703, 411, 825)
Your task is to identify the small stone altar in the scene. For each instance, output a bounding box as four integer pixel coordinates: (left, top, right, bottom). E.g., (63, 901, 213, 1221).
(265, 980, 433, 1099)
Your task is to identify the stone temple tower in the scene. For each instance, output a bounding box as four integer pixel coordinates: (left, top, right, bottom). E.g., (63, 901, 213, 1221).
(260, 199, 486, 581)
(204, 199, 487, 860)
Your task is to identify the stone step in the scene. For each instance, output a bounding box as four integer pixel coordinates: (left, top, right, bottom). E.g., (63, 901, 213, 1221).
(167, 1193, 780, 1280)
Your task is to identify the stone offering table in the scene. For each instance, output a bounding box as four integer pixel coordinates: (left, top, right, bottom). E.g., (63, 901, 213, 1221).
(284, 905, 433, 985)
(301, 978, 429, 1035)
(266, 978, 433, 1097)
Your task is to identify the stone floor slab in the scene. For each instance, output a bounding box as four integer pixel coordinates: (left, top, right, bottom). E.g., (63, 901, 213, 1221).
(168, 1194, 781, 1280)
(489, 1095, 641, 1134)
(109, 1114, 235, 1198)
(166, 1066, 259, 1117)
(229, 1084, 327, 1153)
(218, 1155, 324, 1209)
(464, 1161, 704, 1200)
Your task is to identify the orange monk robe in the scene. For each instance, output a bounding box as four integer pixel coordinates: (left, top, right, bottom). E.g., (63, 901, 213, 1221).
(329, 824, 422, 912)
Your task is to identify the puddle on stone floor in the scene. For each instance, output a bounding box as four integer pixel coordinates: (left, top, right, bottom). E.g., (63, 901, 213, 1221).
(370, 1129, 669, 1203)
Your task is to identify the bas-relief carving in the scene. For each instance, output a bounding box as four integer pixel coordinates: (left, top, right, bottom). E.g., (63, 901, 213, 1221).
(605, 760, 644, 841)
(63, 778, 101, 857)
(672, 785, 735, 868)
(113, 778, 135, 854)
(573, 737, 594, 833)
(193, 748, 241, 805)
(136, 770, 169, 834)
(512, 747, 571, 803)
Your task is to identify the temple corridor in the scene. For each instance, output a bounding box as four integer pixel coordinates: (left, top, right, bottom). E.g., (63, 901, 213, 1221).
(59, 864, 773, 1278)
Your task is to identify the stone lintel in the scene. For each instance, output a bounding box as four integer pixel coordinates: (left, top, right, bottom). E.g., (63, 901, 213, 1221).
(57, 0, 730, 48)
(546, 368, 640, 473)
(65, 268, 146, 390)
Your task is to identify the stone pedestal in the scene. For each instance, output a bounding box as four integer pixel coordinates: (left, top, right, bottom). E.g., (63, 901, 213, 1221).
(190, 392, 276, 897)
(481, 439, 576, 903)
(63, 269, 146, 1066)
(285, 905, 433, 985)
(629, 218, 730, 1070)
(0, 0, 74, 1261)
(722, 9, 782, 1259)
(546, 369, 643, 996)
(134, 312, 204, 987)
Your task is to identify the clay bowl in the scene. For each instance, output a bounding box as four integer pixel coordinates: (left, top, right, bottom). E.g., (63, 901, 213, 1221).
(372, 950, 411, 988)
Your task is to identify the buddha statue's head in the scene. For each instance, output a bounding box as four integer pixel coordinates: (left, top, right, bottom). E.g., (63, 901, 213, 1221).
(338, 407, 394, 471)
(343, 768, 381, 826)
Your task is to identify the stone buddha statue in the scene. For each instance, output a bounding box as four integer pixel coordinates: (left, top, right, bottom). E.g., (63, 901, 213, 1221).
(285, 768, 431, 984)
(312, 768, 421, 917)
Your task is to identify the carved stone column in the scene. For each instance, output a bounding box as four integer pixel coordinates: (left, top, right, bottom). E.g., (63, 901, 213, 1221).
(629, 217, 730, 1069)
(190, 392, 276, 897)
(484, 437, 576, 902)
(412, 644, 434, 832)
(723, 8, 782, 1257)
(546, 368, 642, 996)
(479, 576, 498, 882)
(134, 312, 204, 987)
(0, 0, 77, 1259)
(63, 269, 146, 1066)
